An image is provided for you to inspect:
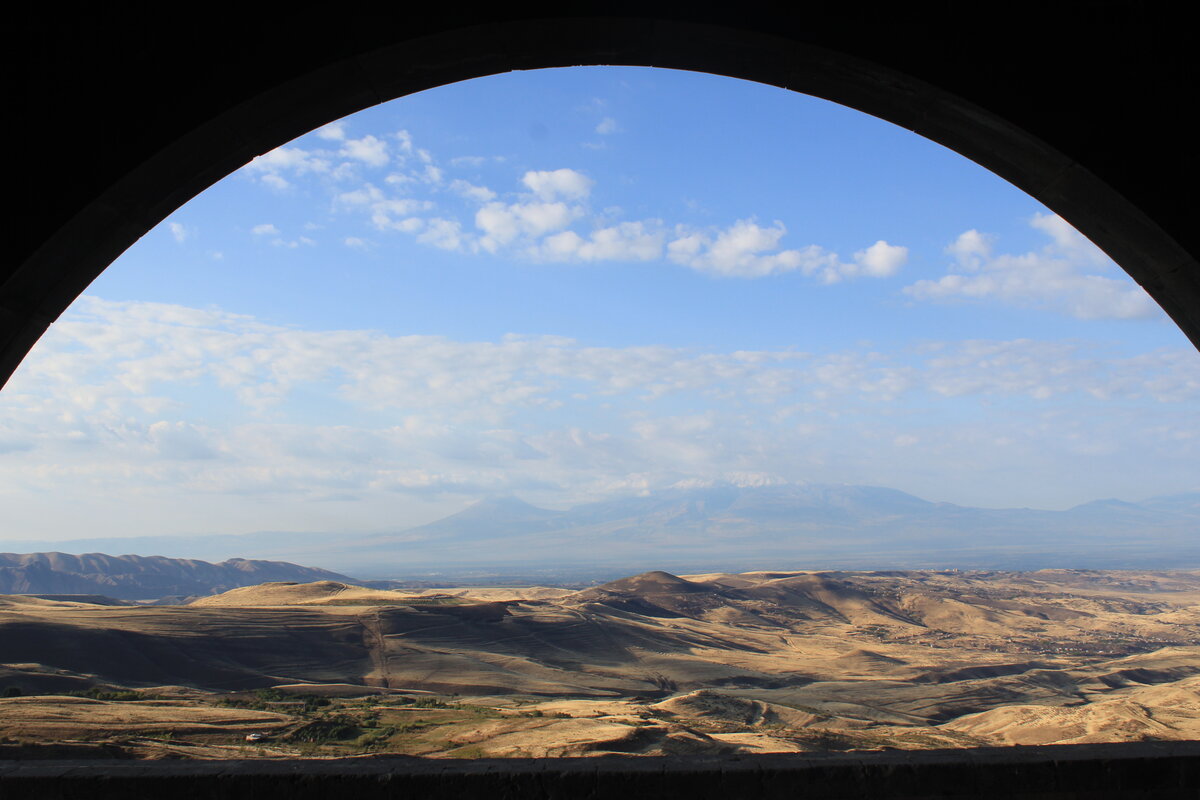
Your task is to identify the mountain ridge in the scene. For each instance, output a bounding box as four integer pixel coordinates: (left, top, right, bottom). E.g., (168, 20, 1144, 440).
(5, 483, 1200, 576)
(0, 552, 354, 600)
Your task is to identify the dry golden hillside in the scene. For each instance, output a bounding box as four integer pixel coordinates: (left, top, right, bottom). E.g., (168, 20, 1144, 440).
(3, 568, 1200, 758)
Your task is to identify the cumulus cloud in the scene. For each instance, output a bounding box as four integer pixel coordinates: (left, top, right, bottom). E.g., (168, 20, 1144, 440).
(416, 218, 466, 251)
(449, 179, 496, 203)
(316, 121, 347, 141)
(521, 168, 594, 201)
(243, 146, 330, 189)
(335, 184, 433, 231)
(537, 221, 664, 262)
(340, 135, 389, 167)
(667, 220, 907, 280)
(904, 214, 1159, 319)
(476, 201, 577, 252)
(852, 241, 908, 278)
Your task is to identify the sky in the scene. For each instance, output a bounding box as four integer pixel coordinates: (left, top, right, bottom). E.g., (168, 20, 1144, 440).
(2, 66, 1198, 543)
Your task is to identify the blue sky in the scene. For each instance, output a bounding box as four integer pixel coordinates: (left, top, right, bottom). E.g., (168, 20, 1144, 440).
(2, 66, 1196, 542)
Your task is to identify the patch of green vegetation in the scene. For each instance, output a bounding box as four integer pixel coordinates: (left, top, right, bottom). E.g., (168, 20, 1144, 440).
(801, 730, 861, 751)
(217, 691, 331, 714)
(67, 687, 146, 702)
(354, 726, 398, 749)
(287, 716, 361, 743)
(408, 697, 455, 709)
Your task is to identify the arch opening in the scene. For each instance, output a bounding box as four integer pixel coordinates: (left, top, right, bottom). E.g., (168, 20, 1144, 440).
(5, 16, 1199, 391)
(4, 17, 1200, 763)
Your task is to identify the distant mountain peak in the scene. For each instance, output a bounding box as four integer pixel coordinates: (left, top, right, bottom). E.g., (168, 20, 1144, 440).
(454, 496, 559, 520)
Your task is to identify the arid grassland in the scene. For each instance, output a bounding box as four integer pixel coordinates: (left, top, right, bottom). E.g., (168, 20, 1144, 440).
(3, 569, 1200, 759)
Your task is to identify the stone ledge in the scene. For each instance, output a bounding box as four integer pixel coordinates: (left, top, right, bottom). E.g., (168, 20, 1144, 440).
(2, 741, 1199, 799)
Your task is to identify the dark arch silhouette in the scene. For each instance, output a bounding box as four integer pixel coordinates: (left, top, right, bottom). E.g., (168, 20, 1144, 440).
(7, 7, 1199, 390)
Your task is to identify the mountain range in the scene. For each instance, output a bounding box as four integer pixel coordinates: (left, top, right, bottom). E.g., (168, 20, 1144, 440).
(3, 483, 1200, 578)
(0, 552, 352, 601)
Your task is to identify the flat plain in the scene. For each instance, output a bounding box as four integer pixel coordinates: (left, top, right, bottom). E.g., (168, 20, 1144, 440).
(3, 569, 1200, 759)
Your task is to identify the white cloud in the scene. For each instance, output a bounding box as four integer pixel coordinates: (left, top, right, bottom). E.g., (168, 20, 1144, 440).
(852, 241, 908, 278)
(667, 221, 908, 281)
(250, 224, 314, 248)
(476, 201, 576, 252)
(521, 169, 594, 201)
(336, 184, 435, 231)
(904, 214, 1159, 320)
(243, 128, 906, 285)
(317, 121, 347, 141)
(416, 218, 465, 251)
(449, 179, 496, 203)
(260, 174, 290, 191)
(168, 222, 191, 243)
(538, 221, 664, 262)
(243, 146, 330, 185)
(595, 117, 620, 135)
(340, 135, 389, 167)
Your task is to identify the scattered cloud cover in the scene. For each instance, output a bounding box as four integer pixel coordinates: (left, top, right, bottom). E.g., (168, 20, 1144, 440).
(2, 296, 1197, 538)
(905, 213, 1157, 319)
(240, 128, 908, 282)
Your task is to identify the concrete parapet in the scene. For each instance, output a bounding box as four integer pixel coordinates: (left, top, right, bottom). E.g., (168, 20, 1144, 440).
(2, 741, 1199, 799)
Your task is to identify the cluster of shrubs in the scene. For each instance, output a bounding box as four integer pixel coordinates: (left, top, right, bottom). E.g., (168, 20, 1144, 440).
(286, 716, 361, 743)
(67, 687, 146, 701)
(518, 709, 571, 719)
(219, 689, 332, 713)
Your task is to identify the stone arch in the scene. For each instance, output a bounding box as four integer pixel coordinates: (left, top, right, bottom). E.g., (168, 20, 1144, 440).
(6, 11, 1198, 388)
